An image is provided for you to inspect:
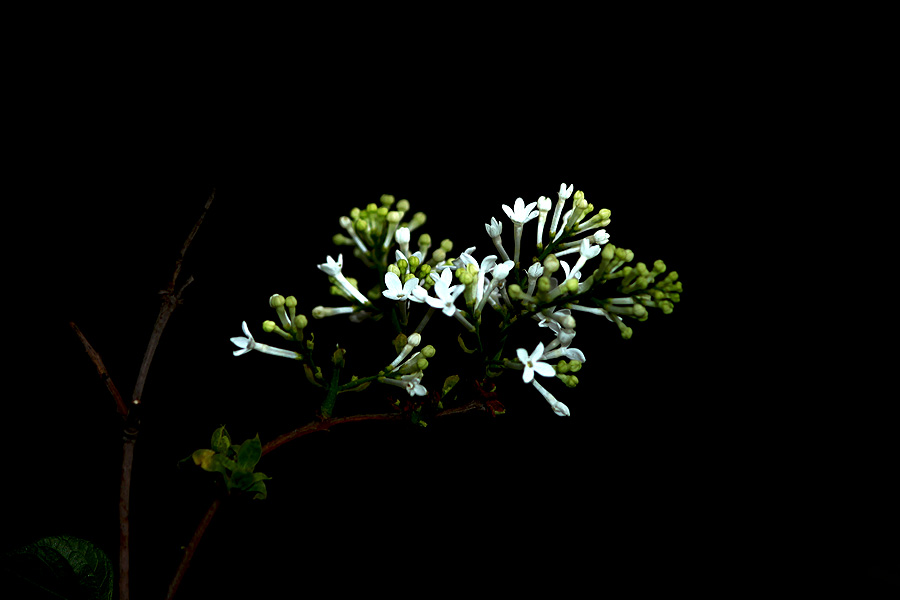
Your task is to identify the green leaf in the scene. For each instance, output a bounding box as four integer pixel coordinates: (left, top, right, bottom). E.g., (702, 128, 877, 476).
(211, 425, 231, 454)
(247, 479, 269, 500)
(1, 535, 113, 600)
(236, 434, 262, 472)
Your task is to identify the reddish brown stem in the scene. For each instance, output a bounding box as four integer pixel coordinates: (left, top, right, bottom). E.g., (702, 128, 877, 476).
(167, 399, 487, 598)
(165, 497, 222, 600)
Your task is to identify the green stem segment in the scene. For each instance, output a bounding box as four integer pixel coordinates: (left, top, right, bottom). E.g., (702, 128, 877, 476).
(320, 365, 342, 418)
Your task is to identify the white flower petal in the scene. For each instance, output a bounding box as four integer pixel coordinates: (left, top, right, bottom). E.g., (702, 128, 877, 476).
(533, 361, 556, 378)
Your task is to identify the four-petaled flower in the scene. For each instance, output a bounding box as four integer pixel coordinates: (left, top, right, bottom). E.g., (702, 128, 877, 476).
(382, 272, 420, 302)
(425, 273, 465, 316)
(231, 321, 301, 359)
(502, 197, 539, 225)
(516, 341, 556, 384)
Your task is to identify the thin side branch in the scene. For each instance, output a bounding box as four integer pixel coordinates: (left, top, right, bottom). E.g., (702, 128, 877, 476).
(166, 398, 489, 599)
(69, 321, 129, 417)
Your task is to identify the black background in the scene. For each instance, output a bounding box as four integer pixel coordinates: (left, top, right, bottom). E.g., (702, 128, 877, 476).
(6, 49, 896, 596)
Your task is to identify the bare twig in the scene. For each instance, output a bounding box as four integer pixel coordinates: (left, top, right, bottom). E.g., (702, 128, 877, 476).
(69, 321, 129, 417)
(118, 188, 215, 600)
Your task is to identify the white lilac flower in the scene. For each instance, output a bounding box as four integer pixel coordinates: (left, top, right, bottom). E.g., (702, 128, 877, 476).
(474, 259, 514, 314)
(531, 379, 571, 417)
(425, 274, 465, 317)
(312, 305, 357, 319)
(516, 341, 556, 384)
(317, 254, 371, 306)
(501, 197, 539, 265)
(536, 195, 552, 248)
(425, 273, 475, 331)
(485, 216, 511, 262)
(569, 237, 602, 279)
(381, 371, 428, 396)
(395, 226, 411, 257)
(556, 229, 610, 254)
(550, 183, 574, 236)
(552, 208, 573, 243)
(231, 321, 302, 359)
(387, 332, 422, 371)
(475, 254, 498, 305)
(525, 262, 544, 296)
(557, 260, 582, 285)
(568, 303, 615, 322)
(541, 344, 586, 362)
(543, 318, 576, 354)
(382, 272, 420, 302)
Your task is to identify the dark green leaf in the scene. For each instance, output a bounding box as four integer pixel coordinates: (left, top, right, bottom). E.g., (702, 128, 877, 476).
(236, 434, 261, 472)
(247, 480, 268, 500)
(211, 425, 231, 454)
(1, 535, 113, 600)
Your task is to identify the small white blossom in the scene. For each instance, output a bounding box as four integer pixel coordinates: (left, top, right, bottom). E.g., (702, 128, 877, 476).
(531, 379, 571, 417)
(536, 195, 552, 248)
(316, 253, 371, 306)
(230, 321, 302, 359)
(516, 341, 556, 384)
(550, 183, 574, 235)
(502, 197, 539, 225)
(485, 216, 510, 262)
(316, 254, 344, 276)
(395, 226, 411, 257)
(502, 197, 539, 265)
(382, 272, 420, 302)
(381, 371, 428, 396)
(425, 274, 465, 317)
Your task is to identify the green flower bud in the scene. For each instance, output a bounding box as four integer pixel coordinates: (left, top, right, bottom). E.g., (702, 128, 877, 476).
(440, 238, 453, 253)
(543, 254, 560, 274)
(397, 258, 409, 274)
(396, 199, 410, 212)
(538, 276, 552, 293)
(565, 278, 578, 293)
(285, 296, 297, 308)
(387, 210, 401, 224)
(350, 207, 361, 219)
(262, 320, 277, 332)
(380, 194, 395, 207)
(409, 211, 426, 228)
(294, 314, 308, 329)
(366, 202, 378, 214)
(355, 218, 368, 232)
(420, 344, 436, 358)
(408, 255, 420, 272)
(416, 357, 429, 371)
(269, 294, 285, 308)
(568, 360, 582, 372)
(417, 263, 432, 278)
